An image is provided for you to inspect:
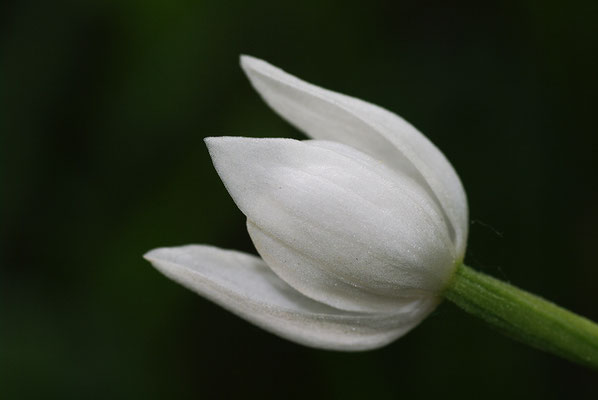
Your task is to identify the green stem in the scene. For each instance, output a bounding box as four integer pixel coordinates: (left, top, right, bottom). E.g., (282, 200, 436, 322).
(444, 264, 598, 369)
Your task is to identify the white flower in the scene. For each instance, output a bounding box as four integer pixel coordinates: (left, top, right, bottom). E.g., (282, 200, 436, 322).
(144, 56, 468, 350)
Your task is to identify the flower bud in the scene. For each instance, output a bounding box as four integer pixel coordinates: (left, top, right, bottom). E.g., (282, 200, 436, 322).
(145, 56, 468, 350)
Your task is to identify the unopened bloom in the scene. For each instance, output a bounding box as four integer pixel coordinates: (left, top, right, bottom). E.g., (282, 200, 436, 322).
(145, 56, 468, 350)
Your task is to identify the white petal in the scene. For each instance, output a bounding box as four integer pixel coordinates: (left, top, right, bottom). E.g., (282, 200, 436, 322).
(205, 136, 456, 313)
(144, 245, 438, 350)
(240, 55, 468, 260)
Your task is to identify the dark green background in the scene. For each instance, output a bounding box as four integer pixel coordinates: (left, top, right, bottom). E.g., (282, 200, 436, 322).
(2, 0, 597, 398)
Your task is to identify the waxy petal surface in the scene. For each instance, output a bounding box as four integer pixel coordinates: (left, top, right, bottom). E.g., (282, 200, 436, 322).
(240, 56, 468, 258)
(205, 137, 455, 312)
(144, 245, 438, 350)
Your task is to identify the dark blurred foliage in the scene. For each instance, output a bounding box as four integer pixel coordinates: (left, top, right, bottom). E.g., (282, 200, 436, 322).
(1, 0, 597, 398)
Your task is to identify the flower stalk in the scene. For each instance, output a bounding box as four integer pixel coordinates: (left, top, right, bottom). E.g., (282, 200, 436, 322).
(445, 264, 598, 369)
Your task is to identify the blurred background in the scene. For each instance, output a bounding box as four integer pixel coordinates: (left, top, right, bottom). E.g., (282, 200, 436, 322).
(2, 0, 597, 398)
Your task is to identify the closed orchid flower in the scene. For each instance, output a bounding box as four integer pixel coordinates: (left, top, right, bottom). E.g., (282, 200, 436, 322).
(145, 57, 598, 365)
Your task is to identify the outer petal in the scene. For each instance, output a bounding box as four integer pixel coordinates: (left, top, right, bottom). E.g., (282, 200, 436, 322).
(144, 245, 437, 350)
(205, 136, 456, 313)
(240, 55, 468, 259)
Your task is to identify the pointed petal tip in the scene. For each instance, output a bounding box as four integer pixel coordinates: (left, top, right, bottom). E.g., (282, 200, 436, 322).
(239, 55, 286, 85)
(143, 245, 187, 264)
(143, 248, 161, 262)
(205, 136, 297, 157)
(204, 136, 244, 152)
(203, 135, 217, 147)
(240, 54, 267, 72)
(205, 137, 236, 166)
(205, 136, 264, 159)
(239, 54, 257, 66)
